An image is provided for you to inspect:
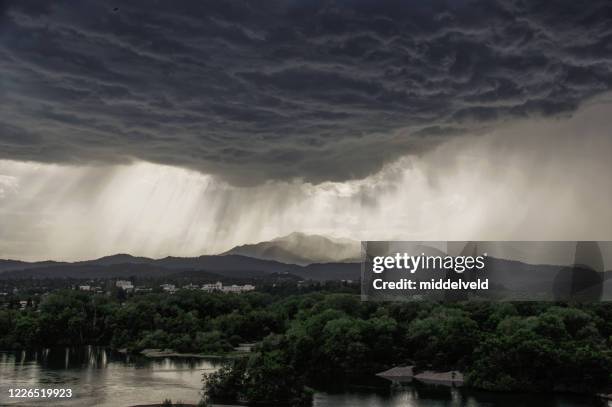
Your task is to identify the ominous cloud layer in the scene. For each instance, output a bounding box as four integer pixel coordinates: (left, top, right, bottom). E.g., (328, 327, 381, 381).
(2, 96, 612, 261)
(1, 0, 612, 184)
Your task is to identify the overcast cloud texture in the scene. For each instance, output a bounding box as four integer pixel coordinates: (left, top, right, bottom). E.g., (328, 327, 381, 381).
(2, 97, 612, 261)
(1, 1, 612, 260)
(1, 0, 612, 184)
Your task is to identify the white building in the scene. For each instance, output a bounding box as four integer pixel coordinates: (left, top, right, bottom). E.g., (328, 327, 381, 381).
(200, 282, 255, 293)
(161, 283, 177, 293)
(221, 284, 255, 293)
(201, 281, 223, 292)
(135, 287, 152, 293)
(116, 280, 134, 292)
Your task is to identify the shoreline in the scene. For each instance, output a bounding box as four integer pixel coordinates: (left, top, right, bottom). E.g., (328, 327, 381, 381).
(130, 404, 244, 407)
(2, 349, 609, 403)
(138, 348, 248, 359)
(376, 365, 611, 402)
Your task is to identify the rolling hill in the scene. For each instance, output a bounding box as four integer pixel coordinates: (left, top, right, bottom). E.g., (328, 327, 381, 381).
(0, 253, 360, 282)
(223, 232, 361, 265)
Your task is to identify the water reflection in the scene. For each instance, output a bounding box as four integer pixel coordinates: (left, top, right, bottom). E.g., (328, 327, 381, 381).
(0, 349, 609, 407)
(0, 347, 220, 406)
(314, 383, 610, 407)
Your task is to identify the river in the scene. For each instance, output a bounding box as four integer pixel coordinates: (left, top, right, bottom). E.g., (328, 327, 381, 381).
(0, 348, 608, 407)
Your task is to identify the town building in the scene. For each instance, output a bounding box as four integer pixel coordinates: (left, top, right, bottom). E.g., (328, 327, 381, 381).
(201, 281, 223, 292)
(160, 283, 177, 293)
(115, 280, 134, 292)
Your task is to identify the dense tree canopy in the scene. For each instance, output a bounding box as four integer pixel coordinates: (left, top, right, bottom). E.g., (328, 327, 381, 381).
(1, 288, 611, 405)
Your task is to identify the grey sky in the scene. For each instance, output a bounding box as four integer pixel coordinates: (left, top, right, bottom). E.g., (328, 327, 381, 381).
(1, 96, 611, 261)
(1, 1, 612, 260)
(1, 0, 612, 185)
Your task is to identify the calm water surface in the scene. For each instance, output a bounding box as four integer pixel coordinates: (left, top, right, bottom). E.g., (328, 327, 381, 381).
(0, 348, 609, 407)
(0, 347, 214, 406)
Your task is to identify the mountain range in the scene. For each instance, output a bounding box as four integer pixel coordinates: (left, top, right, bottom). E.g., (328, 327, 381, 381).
(223, 232, 360, 265)
(0, 233, 362, 281)
(2, 234, 610, 300)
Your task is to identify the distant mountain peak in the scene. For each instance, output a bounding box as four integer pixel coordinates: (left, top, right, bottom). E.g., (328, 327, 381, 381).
(80, 253, 154, 266)
(223, 232, 361, 265)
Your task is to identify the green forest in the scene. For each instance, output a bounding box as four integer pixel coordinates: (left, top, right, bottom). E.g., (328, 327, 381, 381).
(1, 288, 611, 405)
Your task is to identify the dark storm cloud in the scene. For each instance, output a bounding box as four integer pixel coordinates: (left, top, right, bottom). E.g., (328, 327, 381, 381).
(1, 0, 612, 184)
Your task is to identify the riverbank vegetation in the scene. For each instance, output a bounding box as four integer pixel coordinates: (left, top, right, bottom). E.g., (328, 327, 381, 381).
(1, 288, 610, 404)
